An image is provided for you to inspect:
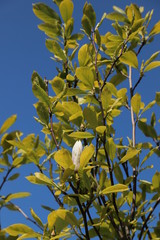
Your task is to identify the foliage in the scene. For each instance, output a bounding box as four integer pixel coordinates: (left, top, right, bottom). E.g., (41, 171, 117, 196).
(1, 1, 160, 239)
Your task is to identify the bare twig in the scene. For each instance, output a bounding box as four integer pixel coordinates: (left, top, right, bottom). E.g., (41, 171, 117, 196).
(128, 66, 137, 222)
(86, 209, 102, 240)
(9, 201, 43, 231)
(0, 167, 14, 191)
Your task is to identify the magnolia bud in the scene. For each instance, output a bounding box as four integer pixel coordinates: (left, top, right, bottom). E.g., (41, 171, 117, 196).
(72, 140, 83, 171)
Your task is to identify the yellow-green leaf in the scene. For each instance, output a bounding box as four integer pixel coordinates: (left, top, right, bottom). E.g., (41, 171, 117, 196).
(76, 67, 94, 89)
(101, 184, 128, 194)
(138, 121, 157, 139)
(144, 51, 160, 66)
(81, 15, 92, 36)
(33, 3, 61, 24)
(30, 208, 43, 228)
(78, 44, 90, 66)
(80, 144, 94, 168)
(5, 224, 34, 236)
(144, 61, 160, 72)
(120, 148, 140, 164)
(0, 115, 17, 135)
(96, 126, 106, 134)
(83, 2, 96, 27)
(120, 51, 138, 68)
(106, 138, 116, 161)
(69, 131, 94, 139)
(5, 192, 30, 203)
(149, 21, 160, 36)
(59, 0, 74, 23)
(32, 83, 51, 108)
(131, 93, 141, 115)
(152, 172, 160, 190)
(54, 148, 73, 169)
(46, 39, 67, 61)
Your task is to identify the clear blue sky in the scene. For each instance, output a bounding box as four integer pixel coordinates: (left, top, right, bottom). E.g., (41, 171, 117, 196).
(0, 0, 160, 234)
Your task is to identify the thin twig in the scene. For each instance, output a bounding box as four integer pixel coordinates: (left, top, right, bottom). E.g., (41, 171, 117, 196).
(86, 209, 102, 240)
(9, 201, 43, 231)
(129, 66, 137, 222)
(139, 197, 160, 240)
(0, 167, 14, 191)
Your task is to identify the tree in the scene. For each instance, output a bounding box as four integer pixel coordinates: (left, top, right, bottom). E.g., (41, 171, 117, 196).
(0, 1, 160, 239)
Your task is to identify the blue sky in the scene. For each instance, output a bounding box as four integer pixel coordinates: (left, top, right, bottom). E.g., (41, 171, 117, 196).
(0, 0, 160, 235)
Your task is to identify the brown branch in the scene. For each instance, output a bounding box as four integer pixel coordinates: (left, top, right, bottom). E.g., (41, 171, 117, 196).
(139, 197, 160, 240)
(86, 209, 102, 240)
(0, 167, 14, 191)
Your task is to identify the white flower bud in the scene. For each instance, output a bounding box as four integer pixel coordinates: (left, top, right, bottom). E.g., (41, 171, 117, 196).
(72, 140, 83, 171)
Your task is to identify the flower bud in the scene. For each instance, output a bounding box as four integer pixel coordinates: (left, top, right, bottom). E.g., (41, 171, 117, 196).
(72, 140, 83, 171)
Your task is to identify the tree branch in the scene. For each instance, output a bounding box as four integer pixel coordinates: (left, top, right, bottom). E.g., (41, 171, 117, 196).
(0, 167, 14, 191)
(139, 197, 160, 240)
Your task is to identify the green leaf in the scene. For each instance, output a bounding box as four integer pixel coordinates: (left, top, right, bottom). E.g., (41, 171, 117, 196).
(81, 15, 92, 36)
(156, 92, 160, 106)
(80, 144, 94, 168)
(46, 39, 67, 61)
(101, 84, 112, 110)
(84, 107, 98, 129)
(32, 83, 51, 108)
(69, 111, 83, 127)
(38, 22, 61, 38)
(83, 2, 96, 27)
(5, 192, 30, 203)
(34, 102, 49, 125)
(120, 51, 138, 68)
(31, 71, 46, 91)
(48, 209, 78, 232)
(30, 208, 43, 228)
(78, 44, 90, 66)
(138, 120, 157, 139)
(141, 100, 156, 114)
(69, 131, 94, 139)
(5, 224, 34, 236)
(96, 126, 106, 134)
(120, 148, 140, 164)
(33, 3, 61, 24)
(8, 173, 20, 181)
(106, 138, 116, 161)
(144, 51, 160, 66)
(51, 77, 65, 95)
(114, 162, 123, 184)
(17, 232, 42, 240)
(0, 115, 17, 135)
(149, 21, 160, 36)
(152, 172, 160, 190)
(65, 18, 74, 37)
(131, 93, 141, 115)
(76, 67, 94, 89)
(106, 12, 129, 23)
(59, 0, 74, 23)
(113, 6, 126, 15)
(144, 61, 160, 72)
(54, 148, 73, 169)
(101, 184, 128, 194)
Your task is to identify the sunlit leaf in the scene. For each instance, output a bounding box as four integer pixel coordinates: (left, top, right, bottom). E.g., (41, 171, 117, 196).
(106, 138, 116, 161)
(80, 144, 94, 168)
(59, 0, 74, 23)
(83, 2, 96, 27)
(76, 67, 94, 89)
(81, 15, 91, 36)
(32, 83, 51, 108)
(0, 115, 17, 135)
(149, 21, 160, 36)
(46, 39, 67, 61)
(5, 192, 30, 203)
(78, 44, 90, 66)
(144, 61, 160, 72)
(33, 3, 61, 24)
(120, 51, 138, 68)
(5, 224, 34, 236)
(120, 148, 140, 164)
(144, 51, 160, 66)
(30, 208, 43, 228)
(131, 93, 141, 115)
(96, 126, 106, 134)
(54, 148, 73, 169)
(69, 131, 94, 139)
(101, 184, 128, 194)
